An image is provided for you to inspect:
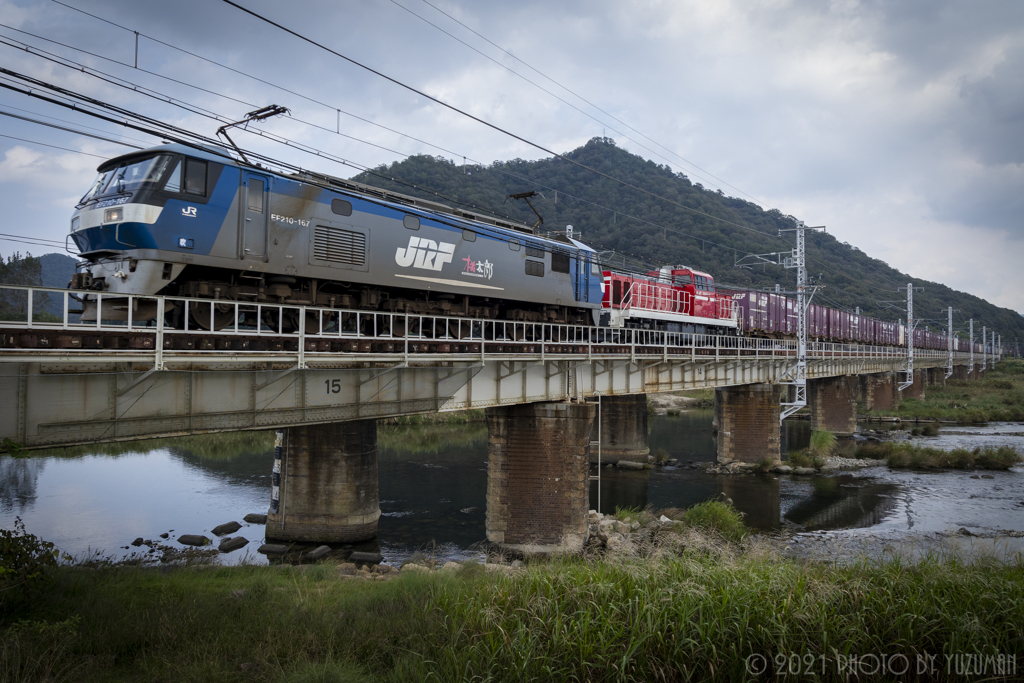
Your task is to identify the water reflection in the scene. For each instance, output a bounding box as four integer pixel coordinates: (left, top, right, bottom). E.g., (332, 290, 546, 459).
(0, 457, 46, 512)
(782, 476, 899, 530)
(2, 415, 1021, 564)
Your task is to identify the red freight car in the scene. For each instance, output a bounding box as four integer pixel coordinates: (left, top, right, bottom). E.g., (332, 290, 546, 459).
(601, 266, 737, 331)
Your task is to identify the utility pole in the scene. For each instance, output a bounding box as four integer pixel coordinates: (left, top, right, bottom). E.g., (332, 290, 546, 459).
(778, 221, 825, 422)
(945, 306, 954, 379)
(982, 325, 986, 373)
(898, 283, 922, 392)
(969, 319, 974, 377)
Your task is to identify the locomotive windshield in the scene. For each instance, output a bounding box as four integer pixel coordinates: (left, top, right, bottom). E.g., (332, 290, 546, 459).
(79, 154, 176, 204)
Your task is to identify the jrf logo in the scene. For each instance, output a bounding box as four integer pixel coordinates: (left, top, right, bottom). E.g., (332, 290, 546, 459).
(395, 236, 456, 271)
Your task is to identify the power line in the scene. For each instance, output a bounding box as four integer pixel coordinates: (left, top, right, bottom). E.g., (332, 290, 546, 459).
(0, 133, 107, 158)
(387, 0, 737, 197)
(415, 0, 771, 209)
(0, 108, 144, 150)
(218, 0, 783, 240)
(14, 8, 790, 262)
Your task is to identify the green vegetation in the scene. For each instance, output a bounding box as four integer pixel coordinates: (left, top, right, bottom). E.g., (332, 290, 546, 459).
(376, 422, 487, 455)
(855, 442, 1022, 470)
(870, 359, 1024, 423)
(352, 139, 1024, 337)
(3, 533, 1023, 681)
(808, 429, 837, 456)
(786, 450, 825, 469)
(611, 501, 748, 543)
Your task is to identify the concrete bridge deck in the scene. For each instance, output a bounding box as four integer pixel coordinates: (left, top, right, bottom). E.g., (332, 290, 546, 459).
(0, 285, 977, 450)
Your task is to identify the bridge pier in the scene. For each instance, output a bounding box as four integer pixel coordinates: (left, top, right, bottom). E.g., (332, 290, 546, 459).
(714, 384, 782, 464)
(925, 367, 946, 387)
(593, 394, 649, 463)
(903, 370, 926, 400)
(952, 365, 968, 381)
(485, 401, 594, 554)
(807, 376, 857, 435)
(860, 372, 899, 412)
(266, 421, 381, 543)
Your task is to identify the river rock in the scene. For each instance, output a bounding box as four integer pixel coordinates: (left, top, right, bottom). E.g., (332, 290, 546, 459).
(774, 465, 793, 474)
(304, 545, 332, 561)
(616, 460, 647, 470)
(980, 474, 995, 479)
(402, 563, 430, 573)
(441, 561, 461, 571)
(349, 551, 383, 565)
(243, 513, 267, 524)
(793, 467, 816, 475)
(131, 537, 144, 546)
(178, 534, 211, 547)
(613, 520, 631, 534)
(338, 562, 357, 576)
(160, 532, 169, 539)
(219, 537, 249, 553)
(212, 521, 242, 536)
(258, 543, 288, 555)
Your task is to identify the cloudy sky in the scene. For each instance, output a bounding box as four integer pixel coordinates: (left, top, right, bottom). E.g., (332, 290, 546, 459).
(1, 0, 1022, 312)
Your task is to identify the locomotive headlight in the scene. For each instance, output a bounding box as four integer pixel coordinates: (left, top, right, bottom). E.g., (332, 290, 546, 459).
(104, 207, 123, 223)
(70, 216, 80, 232)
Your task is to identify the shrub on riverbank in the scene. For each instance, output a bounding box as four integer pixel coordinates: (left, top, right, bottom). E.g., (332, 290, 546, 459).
(3, 542, 1022, 682)
(868, 359, 1024, 422)
(856, 442, 1022, 469)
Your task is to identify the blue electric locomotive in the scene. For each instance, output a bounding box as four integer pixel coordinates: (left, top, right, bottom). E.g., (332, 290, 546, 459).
(68, 143, 604, 329)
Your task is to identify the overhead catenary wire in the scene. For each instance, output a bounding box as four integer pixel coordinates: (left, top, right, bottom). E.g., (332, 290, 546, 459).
(0, 132, 107, 158)
(0, 27, 758, 259)
(217, 0, 785, 241)
(4, 11, 807, 269)
(7, 14, 933, 315)
(414, 0, 771, 209)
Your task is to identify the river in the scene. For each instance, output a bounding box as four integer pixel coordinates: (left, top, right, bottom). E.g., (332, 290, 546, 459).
(2, 413, 1022, 566)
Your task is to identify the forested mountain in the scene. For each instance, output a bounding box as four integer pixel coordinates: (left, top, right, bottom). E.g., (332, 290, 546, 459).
(351, 137, 1024, 340)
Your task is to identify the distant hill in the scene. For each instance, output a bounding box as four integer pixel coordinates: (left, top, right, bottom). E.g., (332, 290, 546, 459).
(39, 253, 77, 289)
(1, 251, 79, 317)
(350, 137, 1024, 338)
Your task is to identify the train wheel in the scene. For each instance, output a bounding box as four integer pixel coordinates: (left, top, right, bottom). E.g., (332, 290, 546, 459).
(189, 302, 235, 331)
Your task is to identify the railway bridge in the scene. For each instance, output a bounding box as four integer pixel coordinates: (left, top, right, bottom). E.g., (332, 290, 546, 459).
(0, 286, 992, 553)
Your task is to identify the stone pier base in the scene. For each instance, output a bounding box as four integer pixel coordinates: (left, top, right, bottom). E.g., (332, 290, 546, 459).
(594, 394, 649, 462)
(266, 420, 380, 543)
(926, 367, 946, 387)
(860, 372, 899, 412)
(485, 402, 594, 554)
(714, 384, 782, 464)
(952, 365, 968, 381)
(902, 370, 926, 399)
(808, 376, 857, 436)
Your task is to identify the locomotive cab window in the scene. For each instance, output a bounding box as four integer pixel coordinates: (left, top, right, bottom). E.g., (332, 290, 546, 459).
(551, 252, 570, 274)
(331, 199, 352, 216)
(163, 161, 182, 193)
(525, 245, 544, 258)
(525, 260, 544, 277)
(403, 215, 420, 230)
(247, 178, 264, 213)
(184, 159, 207, 196)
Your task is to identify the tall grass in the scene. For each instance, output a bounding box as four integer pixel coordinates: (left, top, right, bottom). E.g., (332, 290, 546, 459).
(856, 442, 1022, 469)
(3, 543, 1023, 681)
(809, 430, 837, 456)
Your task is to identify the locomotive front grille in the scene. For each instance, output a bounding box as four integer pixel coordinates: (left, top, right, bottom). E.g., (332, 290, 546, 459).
(313, 226, 366, 265)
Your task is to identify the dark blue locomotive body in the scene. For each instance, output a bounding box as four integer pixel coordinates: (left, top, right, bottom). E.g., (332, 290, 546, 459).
(69, 144, 604, 327)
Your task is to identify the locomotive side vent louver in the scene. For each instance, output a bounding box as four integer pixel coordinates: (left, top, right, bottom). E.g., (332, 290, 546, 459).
(313, 225, 366, 265)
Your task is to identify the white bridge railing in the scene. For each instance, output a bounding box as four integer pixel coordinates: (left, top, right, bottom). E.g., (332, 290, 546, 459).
(0, 284, 967, 363)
